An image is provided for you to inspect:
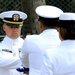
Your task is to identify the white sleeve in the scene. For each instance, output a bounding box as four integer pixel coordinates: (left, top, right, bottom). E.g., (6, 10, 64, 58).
(20, 39, 29, 68)
(41, 51, 54, 75)
(0, 52, 21, 69)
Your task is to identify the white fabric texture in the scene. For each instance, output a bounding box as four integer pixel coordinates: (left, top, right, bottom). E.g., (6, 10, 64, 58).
(20, 29, 61, 75)
(43, 40, 75, 75)
(0, 35, 24, 75)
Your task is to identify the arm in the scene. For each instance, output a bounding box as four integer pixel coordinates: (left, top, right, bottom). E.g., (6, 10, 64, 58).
(0, 52, 21, 69)
(42, 51, 54, 75)
(20, 39, 29, 68)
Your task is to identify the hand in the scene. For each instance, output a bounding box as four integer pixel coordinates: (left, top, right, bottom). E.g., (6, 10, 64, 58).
(23, 71, 29, 74)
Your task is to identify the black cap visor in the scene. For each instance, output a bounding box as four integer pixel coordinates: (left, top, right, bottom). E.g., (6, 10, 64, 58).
(4, 22, 23, 28)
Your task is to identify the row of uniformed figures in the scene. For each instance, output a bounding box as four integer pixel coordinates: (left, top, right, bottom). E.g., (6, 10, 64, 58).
(0, 5, 75, 75)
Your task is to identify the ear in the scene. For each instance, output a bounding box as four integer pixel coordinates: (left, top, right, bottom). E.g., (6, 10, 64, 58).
(57, 27, 63, 41)
(39, 21, 43, 28)
(3, 24, 6, 31)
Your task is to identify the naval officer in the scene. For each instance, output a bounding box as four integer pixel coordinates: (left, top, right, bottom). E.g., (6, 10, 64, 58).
(42, 13, 75, 75)
(0, 10, 27, 75)
(19, 5, 63, 75)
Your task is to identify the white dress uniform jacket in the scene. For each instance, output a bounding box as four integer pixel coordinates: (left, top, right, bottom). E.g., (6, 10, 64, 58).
(0, 35, 24, 75)
(43, 40, 75, 75)
(20, 29, 61, 75)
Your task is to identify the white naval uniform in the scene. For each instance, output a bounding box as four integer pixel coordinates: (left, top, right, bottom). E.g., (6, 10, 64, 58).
(20, 29, 61, 75)
(0, 35, 24, 75)
(43, 40, 75, 75)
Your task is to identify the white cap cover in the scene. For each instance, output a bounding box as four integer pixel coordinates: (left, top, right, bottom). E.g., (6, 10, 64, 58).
(35, 5, 63, 18)
(0, 10, 27, 20)
(59, 13, 75, 20)
(0, 10, 27, 24)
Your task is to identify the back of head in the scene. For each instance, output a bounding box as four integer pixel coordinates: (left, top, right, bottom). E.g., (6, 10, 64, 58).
(58, 13, 75, 40)
(35, 5, 63, 27)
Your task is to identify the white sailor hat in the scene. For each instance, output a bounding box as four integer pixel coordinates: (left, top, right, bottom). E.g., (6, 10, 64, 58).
(58, 13, 75, 28)
(0, 10, 27, 27)
(35, 5, 63, 18)
(59, 13, 75, 20)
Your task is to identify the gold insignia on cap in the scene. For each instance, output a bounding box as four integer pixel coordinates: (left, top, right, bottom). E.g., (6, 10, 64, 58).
(12, 14, 20, 21)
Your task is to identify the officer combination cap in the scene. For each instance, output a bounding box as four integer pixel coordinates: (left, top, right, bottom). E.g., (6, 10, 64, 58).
(0, 10, 27, 25)
(59, 13, 75, 20)
(58, 13, 75, 28)
(35, 5, 63, 18)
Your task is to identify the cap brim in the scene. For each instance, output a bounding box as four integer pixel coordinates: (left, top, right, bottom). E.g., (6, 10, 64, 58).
(5, 23, 23, 28)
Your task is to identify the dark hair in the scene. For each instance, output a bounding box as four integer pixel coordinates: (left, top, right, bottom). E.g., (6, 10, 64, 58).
(58, 20, 75, 40)
(38, 16, 59, 28)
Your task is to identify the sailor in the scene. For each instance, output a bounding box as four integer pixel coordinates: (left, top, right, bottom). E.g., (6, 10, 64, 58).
(0, 10, 27, 75)
(42, 12, 75, 75)
(19, 5, 63, 75)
